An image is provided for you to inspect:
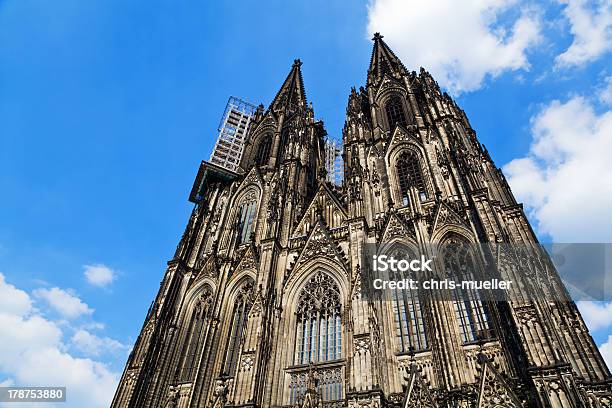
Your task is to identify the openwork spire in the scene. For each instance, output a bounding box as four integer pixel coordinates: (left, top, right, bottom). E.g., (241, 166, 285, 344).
(367, 32, 407, 86)
(270, 58, 307, 112)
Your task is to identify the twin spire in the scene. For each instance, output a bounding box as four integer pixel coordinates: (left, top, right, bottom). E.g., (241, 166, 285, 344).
(269, 58, 307, 112)
(269, 34, 404, 112)
(367, 32, 407, 85)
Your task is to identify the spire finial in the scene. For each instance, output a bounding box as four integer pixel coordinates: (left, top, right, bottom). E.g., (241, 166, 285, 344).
(269, 58, 307, 111)
(372, 32, 383, 41)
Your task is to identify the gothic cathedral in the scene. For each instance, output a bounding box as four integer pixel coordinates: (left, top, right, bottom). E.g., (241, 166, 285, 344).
(111, 34, 612, 407)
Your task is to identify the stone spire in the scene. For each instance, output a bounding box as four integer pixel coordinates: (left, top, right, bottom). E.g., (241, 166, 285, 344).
(270, 58, 307, 112)
(367, 32, 408, 86)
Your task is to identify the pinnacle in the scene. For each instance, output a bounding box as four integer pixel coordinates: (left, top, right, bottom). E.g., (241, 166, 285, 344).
(269, 58, 307, 112)
(367, 32, 407, 86)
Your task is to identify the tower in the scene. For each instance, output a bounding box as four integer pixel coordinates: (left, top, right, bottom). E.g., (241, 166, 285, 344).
(112, 36, 612, 408)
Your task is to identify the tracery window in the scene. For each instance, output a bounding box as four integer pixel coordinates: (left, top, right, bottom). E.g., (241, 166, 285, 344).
(179, 285, 213, 381)
(223, 279, 254, 376)
(389, 248, 428, 353)
(289, 367, 343, 407)
(385, 95, 407, 131)
(294, 272, 342, 365)
(236, 198, 257, 245)
(443, 238, 494, 344)
(255, 135, 272, 166)
(396, 151, 427, 205)
(290, 272, 343, 405)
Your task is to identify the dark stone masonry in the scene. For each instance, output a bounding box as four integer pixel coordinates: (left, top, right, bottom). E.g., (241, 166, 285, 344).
(112, 34, 612, 407)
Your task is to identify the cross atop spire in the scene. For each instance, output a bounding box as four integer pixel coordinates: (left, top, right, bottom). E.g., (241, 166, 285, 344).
(367, 32, 407, 86)
(270, 59, 307, 112)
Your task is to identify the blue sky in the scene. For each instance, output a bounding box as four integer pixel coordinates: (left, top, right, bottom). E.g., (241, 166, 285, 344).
(0, 0, 611, 406)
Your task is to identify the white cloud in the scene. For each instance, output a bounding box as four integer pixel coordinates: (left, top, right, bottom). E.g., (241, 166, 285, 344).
(0, 273, 119, 408)
(555, 0, 612, 67)
(504, 91, 612, 242)
(599, 75, 612, 104)
(84, 264, 116, 288)
(83, 321, 106, 331)
(577, 301, 612, 331)
(600, 334, 612, 368)
(0, 378, 14, 387)
(366, 0, 542, 93)
(0, 273, 32, 317)
(71, 329, 129, 357)
(34, 287, 94, 319)
(10, 347, 118, 407)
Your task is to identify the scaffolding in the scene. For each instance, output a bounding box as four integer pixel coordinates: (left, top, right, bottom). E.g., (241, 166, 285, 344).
(324, 137, 343, 186)
(209, 96, 257, 172)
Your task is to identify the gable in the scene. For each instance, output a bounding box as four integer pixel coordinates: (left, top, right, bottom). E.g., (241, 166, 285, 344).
(285, 220, 349, 287)
(247, 112, 277, 143)
(381, 212, 417, 243)
(234, 167, 264, 198)
(476, 354, 521, 408)
(374, 73, 406, 102)
(403, 364, 438, 407)
(291, 184, 347, 238)
(233, 245, 259, 277)
(386, 125, 422, 157)
(430, 201, 469, 238)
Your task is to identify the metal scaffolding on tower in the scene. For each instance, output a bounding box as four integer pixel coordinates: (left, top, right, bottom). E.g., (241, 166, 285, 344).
(209, 96, 257, 172)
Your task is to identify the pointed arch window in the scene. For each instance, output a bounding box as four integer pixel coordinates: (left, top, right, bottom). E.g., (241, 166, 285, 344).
(179, 286, 213, 381)
(223, 279, 254, 376)
(389, 247, 428, 353)
(255, 135, 272, 166)
(443, 239, 494, 344)
(396, 151, 427, 205)
(294, 272, 342, 365)
(291, 271, 343, 405)
(385, 95, 407, 131)
(236, 198, 257, 245)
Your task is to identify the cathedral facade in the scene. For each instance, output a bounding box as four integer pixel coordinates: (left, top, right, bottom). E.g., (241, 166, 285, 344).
(111, 34, 612, 408)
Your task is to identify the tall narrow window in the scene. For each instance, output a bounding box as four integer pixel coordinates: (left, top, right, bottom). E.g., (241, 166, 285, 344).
(390, 248, 428, 352)
(255, 135, 272, 166)
(385, 95, 407, 130)
(223, 280, 253, 376)
(179, 286, 213, 381)
(291, 272, 343, 405)
(236, 199, 257, 245)
(443, 238, 494, 344)
(396, 151, 427, 205)
(294, 272, 342, 365)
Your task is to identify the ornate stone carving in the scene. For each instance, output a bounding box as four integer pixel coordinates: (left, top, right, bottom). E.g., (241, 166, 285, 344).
(403, 364, 438, 407)
(475, 354, 521, 408)
(113, 40, 612, 408)
(382, 213, 416, 242)
(354, 336, 371, 354)
(240, 354, 254, 371)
